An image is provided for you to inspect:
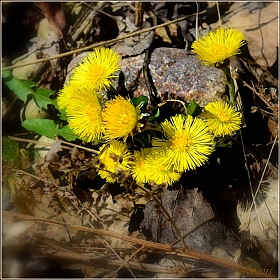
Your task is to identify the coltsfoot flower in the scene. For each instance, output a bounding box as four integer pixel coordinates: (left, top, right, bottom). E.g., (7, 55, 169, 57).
(102, 95, 143, 140)
(98, 140, 132, 183)
(132, 148, 181, 186)
(152, 114, 213, 172)
(131, 148, 152, 184)
(191, 27, 246, 67)
(57, 83, 78, 110)
(70, 47, 121, 92)
(58, 86, 104, 142)
(203, 101, 242, 137)
(145, 150, 182, 186)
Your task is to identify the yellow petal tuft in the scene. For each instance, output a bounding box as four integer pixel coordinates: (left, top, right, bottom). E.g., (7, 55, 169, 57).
(70, 47, 121, 91)
(191, 27, 246, 67)
(102, 95, 142, 140)
(152, 114, 213, 172)
(203, 101, 242, 137)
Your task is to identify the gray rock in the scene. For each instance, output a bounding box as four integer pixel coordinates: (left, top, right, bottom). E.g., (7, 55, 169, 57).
(121, 47, 227, 106)
(140, 188, 238, 256)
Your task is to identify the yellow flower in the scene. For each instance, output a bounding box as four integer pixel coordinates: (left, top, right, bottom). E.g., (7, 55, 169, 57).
(203, 101, 242, 137)
(58, 86, 104, 142)
(191, 27, 246, 67)
(145, 150, 182, 186)
(70, 47, 121, 91)
(131, 148, 152, 184)
(57, 83, 78, 110)
(97, 140, 132, 183)
(152, 114, 213, 172)
(102, 95, 143, 140)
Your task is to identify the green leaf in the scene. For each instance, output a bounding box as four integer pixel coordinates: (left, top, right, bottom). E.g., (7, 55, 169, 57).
(2, 70, 55, 110)
(148, 108, 161, 122)
(187, 100, 202, 117)
(33, 87, 56, 110)
(134, 134, 152, 148)
(22, 119, 79, 141)
(131, 95, 148, 109)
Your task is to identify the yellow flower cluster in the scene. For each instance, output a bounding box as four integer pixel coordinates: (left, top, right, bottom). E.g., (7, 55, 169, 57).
(56, 33, 244, 187)
(57, 47, 143, 143)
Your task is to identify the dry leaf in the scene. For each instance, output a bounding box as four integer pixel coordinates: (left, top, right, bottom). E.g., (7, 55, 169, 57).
(37, 2, 66, 39)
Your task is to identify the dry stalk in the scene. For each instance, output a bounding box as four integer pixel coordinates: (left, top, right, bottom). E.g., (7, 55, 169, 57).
(8, 135, 71, 151)
(3, 210, 276, 277)
(107, 245, 145, 278)
(100, 237, 137, 278)
(11, 168, 59, 187)
(135, 183, 189, 249)
(195, 2, 199, 40)
(242, 79, 276, 114)
(239, 129, 263, 231)
(245, 135, 278, 224)
(32, 235, 186, 275)
(159, 99, 188, 116)
(8, 136, 100, 154)
(2, 10, 206, 71)
(171, 215, 217, 246)
(216, 2, 222, 27)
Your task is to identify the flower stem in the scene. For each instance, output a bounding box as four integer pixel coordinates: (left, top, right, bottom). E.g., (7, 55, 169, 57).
(221, 66, 236, 106)
(141, 123, 162, 133)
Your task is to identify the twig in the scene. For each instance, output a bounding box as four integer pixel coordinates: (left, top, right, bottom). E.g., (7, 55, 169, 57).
(3, 210, 275, 277)
(82, 2, 124, 23)
(152, 194, 189, 250)
(134, 2, 144, 27)
(246, 135, 278, 220)
(171, 215, 217, 246)
(2, 10, 206, 71)
(60, 140, 100, 154)
(158, 99, 188, 115)
(8, 135, 71, 150)
(195, 2, 199, 40)
(100, 237, 137, 278)
(10, 168, 59, 186)
(109, 245, 145, 278)
(44, 249, 189, 275)
(7, 135, 100, 154)
(135, 183, 189, 249)
(216, 2, 222, 27)
(32, 234, 187, 275)
(239, 129, 263, 231)
(242, 79, 275, 114)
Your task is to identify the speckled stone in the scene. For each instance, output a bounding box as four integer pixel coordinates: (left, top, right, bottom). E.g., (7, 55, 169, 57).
(121, 47, 227, 107)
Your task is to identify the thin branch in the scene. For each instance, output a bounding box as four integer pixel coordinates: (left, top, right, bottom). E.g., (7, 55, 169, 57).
(216, 2, 222, 27)
(7, 135, 100, 154)
(100, 237, 137, 278)
(108, 245, 145, 278)
(195, 2, 199, 40)
(60, 140, 100, 154)
(152, 194, 189, 250)
(134, 183, 189, 249)
(247, 135, 278, 218)
(242, 79, 276, 114)
(3, 210, 273, 276)
(239, 129, 263, 231)
(11, 168, 59, 186)
(159, 99, 188, 115)
(2, 10, 206, 71)
(171, 215, 217, 246)
(8, 135, 71, 150)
